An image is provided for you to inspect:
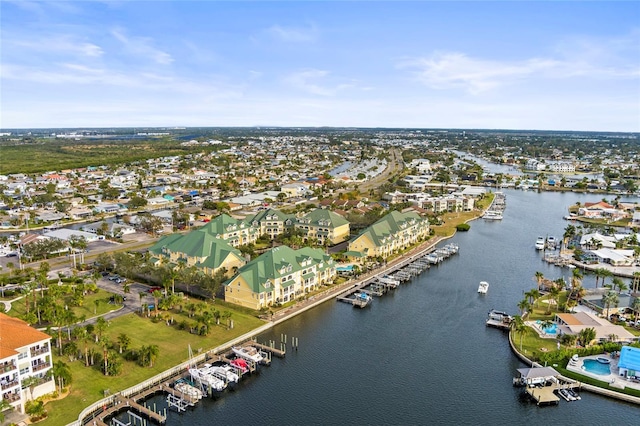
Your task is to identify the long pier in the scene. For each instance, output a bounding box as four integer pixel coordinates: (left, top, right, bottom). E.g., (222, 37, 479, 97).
(336, 241, 459, 306)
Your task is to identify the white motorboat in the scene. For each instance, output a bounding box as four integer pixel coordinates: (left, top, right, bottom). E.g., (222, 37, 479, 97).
(232, 345, 264, 363)
(478, 281, 489, 294)
(535, 236, 546, 250)
(483, 210, 503, 220)
(174, 381, 204, 399)
(546, 236, 558, 249)
(189, 366, 227, 391)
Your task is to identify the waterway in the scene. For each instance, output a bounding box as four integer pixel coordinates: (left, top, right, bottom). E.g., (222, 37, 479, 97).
(129, 189, 640, 424)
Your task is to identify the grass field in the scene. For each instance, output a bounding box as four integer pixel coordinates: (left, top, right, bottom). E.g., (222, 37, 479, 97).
(0, 139, 224, 175)
(39, 301, 265, 426)
(2, 289, 119, 322)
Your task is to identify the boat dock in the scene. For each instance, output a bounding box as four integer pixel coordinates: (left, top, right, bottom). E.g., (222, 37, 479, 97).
(514, 366, 582, 406)
(486, 309, 513, 330)
(336, 242, 459, 307)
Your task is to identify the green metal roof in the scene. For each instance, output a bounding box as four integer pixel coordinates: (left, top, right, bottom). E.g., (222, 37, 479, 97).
(230, 245, 332, 294)
(297, 208, 349, 228)
(350, 210, 428, 248)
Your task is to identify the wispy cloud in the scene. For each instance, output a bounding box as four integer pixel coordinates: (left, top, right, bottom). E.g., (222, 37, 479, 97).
(111, 27, 173, 65)
(399, 52, 562, 94)
(9, 35, 104, 57)
(285, 69, 354, 96)
(266, 24, 318, 43)
(400, 44, 640, 95)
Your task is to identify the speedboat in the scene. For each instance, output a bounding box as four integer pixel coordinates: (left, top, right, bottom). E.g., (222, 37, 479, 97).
(483, 210, 503, 220)
(174, 381, 204, 399)
(546, 236, 557, 249)
(232, 345, 264, 363)
(188, 366, 227, 391)
(535, 236, 546, 250)
(478, 281, 489, 294)
(230, 358, 249, 373)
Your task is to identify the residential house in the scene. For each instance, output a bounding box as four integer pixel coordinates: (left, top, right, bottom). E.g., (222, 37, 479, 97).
(0, 313, 56, 414)
(148, 231, 246, 277)
(348, 210, 430, 259)
(244, 209, 294, 240)
(199, 214, 259, 246)
(617, 346, 640, 380)
(554, 312, 635, 344)
(294, 208, 350, 245)
(224, 246, 336, 309)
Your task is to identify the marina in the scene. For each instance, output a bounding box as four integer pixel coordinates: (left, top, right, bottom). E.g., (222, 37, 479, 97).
(81, 189, 640, 425)
(335, 243, 459, 307)
(482, 191, 506, 220)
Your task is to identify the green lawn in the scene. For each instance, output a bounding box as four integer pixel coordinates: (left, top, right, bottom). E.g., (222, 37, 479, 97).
(3, 289, 119, 322)
(39, 301, 265, 426)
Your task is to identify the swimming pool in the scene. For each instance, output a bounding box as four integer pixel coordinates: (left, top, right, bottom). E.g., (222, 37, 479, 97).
(582, 359, 611, 376)
(336, 265, 355, 272)
(536, 320, 557, 335)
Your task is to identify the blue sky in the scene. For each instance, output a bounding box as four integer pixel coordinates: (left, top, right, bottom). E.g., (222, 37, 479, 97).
(1, 1, 639, 131)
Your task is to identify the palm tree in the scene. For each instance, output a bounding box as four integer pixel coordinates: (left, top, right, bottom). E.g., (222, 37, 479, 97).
(631, 297, 640, 324)
(98, 336, 110, 376)
(534, 271, 544, 291)
(510, 315, 527, 351)
(632, 272, 640, 295)
(0, 399, 13, 423)
(548, 285, 561, 314)
(601, 290, 619, 319)
(141, 344, 160, 367)
(51, 360, 72, 392)
(117, 333, 131, 354)
(571, 268, 583, 291)
(517, 299, 531, 317)
(151, 290, 162, 316)
(601, 269, 614, 288)
(94, 316, 108, 343)
(578, 327, 596, 347)
(594, 268, 607, 289)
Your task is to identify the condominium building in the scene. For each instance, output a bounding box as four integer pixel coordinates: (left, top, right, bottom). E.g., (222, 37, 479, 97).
(0, 313, 55, 414)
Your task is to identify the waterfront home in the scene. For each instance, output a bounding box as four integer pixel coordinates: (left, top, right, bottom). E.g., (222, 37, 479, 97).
(583, 248, 635, 266)
(554, 312, 636, 344)
(579, 232, 617, 249)
(617, 346, 640, 380)
(224, 245, 336, 309)
(0, 313, 55, 414)
(294, 208, 350, 245)
(148, 231, 246, 276)
(347, 210, 430, 259)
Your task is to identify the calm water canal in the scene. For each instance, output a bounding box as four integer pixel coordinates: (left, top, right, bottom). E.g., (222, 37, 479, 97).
(144, 189, 639, 425)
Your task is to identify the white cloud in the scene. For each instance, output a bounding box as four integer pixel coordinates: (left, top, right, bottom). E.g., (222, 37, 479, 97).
(9, 35, 104, 58)
(285, 69, 357, 96)
(401, 31, 640, 95)
(267, 24, 318, 43)
(111, 27, 173, 65)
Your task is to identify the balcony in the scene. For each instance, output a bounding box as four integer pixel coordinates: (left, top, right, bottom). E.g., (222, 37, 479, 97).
(1, 363, 17, 373)
(1, 379, 19, 391)
(30, 346, 50, 357)
(2, 392, 21, 402)
(32, 362, 51, 372)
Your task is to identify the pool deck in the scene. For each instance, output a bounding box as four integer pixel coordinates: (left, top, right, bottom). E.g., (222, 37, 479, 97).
(566, 354, 640, 391)
(526, 320, 558, 339)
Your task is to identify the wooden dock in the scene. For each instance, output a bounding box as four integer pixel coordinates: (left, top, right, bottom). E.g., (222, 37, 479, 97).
(91, 392, 168, 425)
(526, 386, 560, 405)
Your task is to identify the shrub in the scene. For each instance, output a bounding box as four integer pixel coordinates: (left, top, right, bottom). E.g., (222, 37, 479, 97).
(456, 223, 470, 231)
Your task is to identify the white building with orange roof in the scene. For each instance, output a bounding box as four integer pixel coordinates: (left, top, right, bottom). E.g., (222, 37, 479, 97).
(0, 313, 55, 414)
